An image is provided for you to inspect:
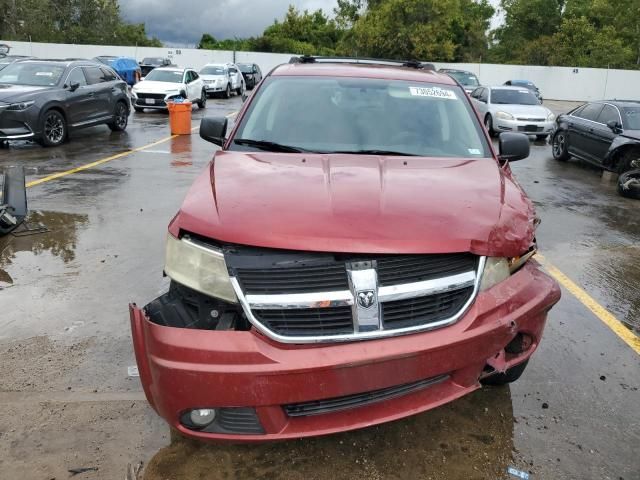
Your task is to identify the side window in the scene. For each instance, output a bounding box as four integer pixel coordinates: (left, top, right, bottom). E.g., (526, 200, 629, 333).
(577, 103, 605, 122)
(191, 71, 199, 80)
(479, 88, 489, 103)
(252, 65, 258, 74)
(100, 67, 116, 82)
(184, 71, 192, 83)
(470, 87, 481, 99)
(83, 67, 105, 85)
(596, 105, 620, 125)
(66, 67, 87, 87)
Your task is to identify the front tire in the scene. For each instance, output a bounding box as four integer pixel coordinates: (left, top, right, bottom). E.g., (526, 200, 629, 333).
(484, 114, 495, 138)
(552, 130, 570, 161)
(38, 110, 67, 147)
(108, 101, 129, 132)
(481, 360, 529, 386)
(617, 170, 640, 199)
(223, 84, 231, 99)
(197, 89, 207, 109)
(236, 83, 244, 96)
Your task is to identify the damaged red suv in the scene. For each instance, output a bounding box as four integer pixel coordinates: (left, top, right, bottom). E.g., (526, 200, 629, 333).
(130, 57, 561, 442)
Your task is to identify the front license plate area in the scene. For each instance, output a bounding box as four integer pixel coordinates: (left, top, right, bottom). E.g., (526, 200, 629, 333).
(145, 99, 155, 105)
(524, 124, 538, 132)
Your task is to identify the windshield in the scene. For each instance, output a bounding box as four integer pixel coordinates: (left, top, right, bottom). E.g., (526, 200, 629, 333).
(491, 88, 539, 105)
(144, 69, 183, 83)
(238, 64, 253, 73)
(447, 71, 479, 87)
(232, 77, 490, 158)
(0, 62, 64, 86)
(142, 57, 163, 65)
(621, 107, 640, 130)
(511, 81, 535, 90)
(200, 66, 225, 75)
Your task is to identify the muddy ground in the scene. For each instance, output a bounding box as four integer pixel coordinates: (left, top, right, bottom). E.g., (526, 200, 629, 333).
(0, 98, 638, 480)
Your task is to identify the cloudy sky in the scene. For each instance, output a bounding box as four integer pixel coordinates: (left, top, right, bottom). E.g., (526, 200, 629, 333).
(119, 0, 502, 46)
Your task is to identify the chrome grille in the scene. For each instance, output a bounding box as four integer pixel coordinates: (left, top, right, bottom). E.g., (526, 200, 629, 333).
(226, 247, 483, 343)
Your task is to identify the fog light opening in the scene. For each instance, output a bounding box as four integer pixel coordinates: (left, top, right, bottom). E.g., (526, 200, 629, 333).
(505, 333, 533, 355)
(189, 408, 217, 428)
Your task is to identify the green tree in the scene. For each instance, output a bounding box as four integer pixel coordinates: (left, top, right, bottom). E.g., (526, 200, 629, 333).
(349, 0, 493, 61)
(0, 0, 161, 47)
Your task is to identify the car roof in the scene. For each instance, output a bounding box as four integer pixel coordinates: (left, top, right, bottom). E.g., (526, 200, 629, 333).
(490, 85, 534, 91)
(11, 58, 101, 67)
(509, 80, 534, 84)
(271, 63, 456, 85)
(598, 100, 640, 108)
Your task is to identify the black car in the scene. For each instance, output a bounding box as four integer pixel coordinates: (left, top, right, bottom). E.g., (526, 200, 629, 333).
(139, 57, 172, 77)
(237, 63, 262, 90)
(552, 101, 640, 173)
(0, 59, 130, 147)
(505, 80, 543, 103)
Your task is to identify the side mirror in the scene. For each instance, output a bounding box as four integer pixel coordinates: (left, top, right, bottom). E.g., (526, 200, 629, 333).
(68, 82, 80, 92)
(607, 120, 622, 133)
(179, 89, 187, 97)
(200, 117, 228, 147)
(498, 132, 530, 163)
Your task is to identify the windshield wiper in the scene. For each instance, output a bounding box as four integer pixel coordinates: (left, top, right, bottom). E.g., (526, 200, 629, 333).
(328, 149, 419, 156)
(234, 138, 308, 153)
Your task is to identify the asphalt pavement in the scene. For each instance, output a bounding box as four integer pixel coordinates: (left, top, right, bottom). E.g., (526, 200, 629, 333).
(0, 98, 638, 480)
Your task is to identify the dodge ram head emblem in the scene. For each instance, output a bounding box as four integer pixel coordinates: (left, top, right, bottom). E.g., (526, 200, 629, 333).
(357, 290, 376, 309)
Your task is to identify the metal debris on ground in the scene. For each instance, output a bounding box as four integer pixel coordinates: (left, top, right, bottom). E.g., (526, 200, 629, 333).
(507, 466, 530, 479)
(68, 466, 99, 476)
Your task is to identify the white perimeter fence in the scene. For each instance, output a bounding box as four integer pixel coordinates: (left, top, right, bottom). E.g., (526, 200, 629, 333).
(4, 40, 640, 102)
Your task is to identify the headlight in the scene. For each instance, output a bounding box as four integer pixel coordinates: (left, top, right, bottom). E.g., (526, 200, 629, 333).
(547, 112, 556, 121)
(164, 234, 237, 303)
(7, 101, 34, 111)
(480, 248, 538, 291)
(131, 90, 138, 98)
(479, 258, 510, 291)
(495, 111, 515, 121)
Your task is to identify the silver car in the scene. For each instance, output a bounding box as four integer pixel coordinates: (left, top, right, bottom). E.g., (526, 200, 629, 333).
(470, 86, 555, 141)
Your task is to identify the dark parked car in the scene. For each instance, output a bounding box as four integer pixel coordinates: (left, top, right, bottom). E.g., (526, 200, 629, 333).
(237, 63, 262, 90)
(0, 59, 130, 146)
(139, 57, 172, 77)
(552, 100, 640, 173)
(439, 68, 480, 94)
(504, 80, 543, 103)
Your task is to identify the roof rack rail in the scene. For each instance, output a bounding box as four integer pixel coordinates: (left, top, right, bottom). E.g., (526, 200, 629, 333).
(289, 55, 435, 71)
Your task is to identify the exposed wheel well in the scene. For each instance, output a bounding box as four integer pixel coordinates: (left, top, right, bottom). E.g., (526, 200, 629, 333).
(610, 144, 640, 171)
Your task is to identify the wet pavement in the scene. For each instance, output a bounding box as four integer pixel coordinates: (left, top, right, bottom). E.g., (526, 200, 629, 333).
(0, 99, 638, 480)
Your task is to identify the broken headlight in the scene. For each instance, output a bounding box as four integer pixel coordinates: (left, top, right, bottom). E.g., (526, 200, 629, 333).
(164, 234, 237, 303)
(480, 247, 538, 291)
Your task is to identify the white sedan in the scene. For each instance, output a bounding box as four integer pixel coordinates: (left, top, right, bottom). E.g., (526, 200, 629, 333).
(470, 86, 555, 141)
(131, 67, 206, 112)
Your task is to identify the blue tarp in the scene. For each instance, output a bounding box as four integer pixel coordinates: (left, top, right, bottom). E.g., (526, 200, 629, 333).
(106, 57, 140, 86)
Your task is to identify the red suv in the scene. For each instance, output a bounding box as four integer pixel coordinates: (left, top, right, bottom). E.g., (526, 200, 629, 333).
(130, 57, 561, 442)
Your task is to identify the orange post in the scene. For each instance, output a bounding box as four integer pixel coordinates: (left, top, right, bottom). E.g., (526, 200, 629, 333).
(167, 101, 193, 135)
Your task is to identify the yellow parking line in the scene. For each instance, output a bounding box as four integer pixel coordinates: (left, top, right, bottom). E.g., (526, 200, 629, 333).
(26, 111, 238, 189)
(537, 254, 640, 355)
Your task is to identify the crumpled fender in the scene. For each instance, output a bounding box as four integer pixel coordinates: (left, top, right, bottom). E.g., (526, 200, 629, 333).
(604, 135, 640, 170)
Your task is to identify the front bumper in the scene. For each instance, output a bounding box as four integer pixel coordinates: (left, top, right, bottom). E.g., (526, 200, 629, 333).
(0, 109, 36, 140)
(494, 118, 554, 135)
(130, 261, 560, 442)
(204, 84, 226, 92)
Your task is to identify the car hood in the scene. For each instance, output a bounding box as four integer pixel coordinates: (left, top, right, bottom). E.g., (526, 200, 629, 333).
(0, 84, 52, 102)
(490, 104, 550, 118)
(133, 80, 182, 94)
(621, 130, 640, 141)
(172, 152, 536, 257)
